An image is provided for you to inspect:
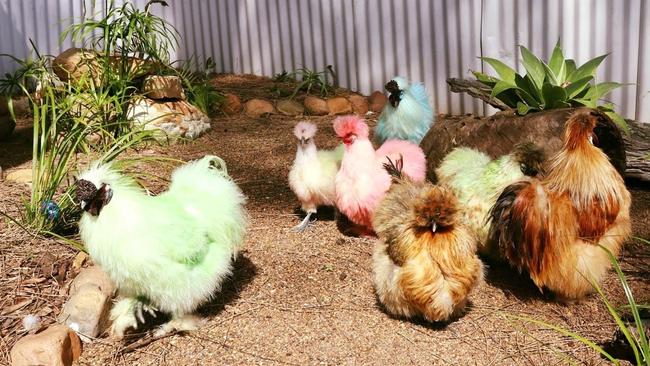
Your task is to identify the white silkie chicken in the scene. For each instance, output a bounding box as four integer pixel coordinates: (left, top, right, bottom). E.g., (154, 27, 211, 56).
(76, 156, 248, 337)
(375, 76, 434, 145)
(288, 121, 344, 231)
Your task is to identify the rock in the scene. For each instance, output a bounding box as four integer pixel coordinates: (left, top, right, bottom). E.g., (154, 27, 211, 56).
(0, 115, 16, 141)
(84, 133, 102, 146)
(127, 98, 211, 143)
(71, 252, 89, 273)
(53, 48, 157, 87)
(69, 266, 115, 297)
(244, 99, 275, 117)
(142, 75, 185, 100)
(327, 97, 353, 115)
(348, 94, 369, 115)
(52, 48, 103, 86)
(303, 96, 329, 115)
(368, 90, 388, 112)
(59, 266, 115, 341)
(0, 96, 31, 118)
(4, 168, 31, 185)
(10, 324, 82, 366)
(276, 99, 305, 116)
(222, 93, 242, 115)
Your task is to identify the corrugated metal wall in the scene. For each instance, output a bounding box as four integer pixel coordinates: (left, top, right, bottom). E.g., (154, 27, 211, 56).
(1, 0, 648, 121)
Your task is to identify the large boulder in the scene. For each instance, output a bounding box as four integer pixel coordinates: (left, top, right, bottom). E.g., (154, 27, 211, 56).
(10, 324, 82, 366)
(53, 48, 157, 87)
(127, 98, 211, 143)
(52, 48, 103, 86)
(142, 75, 186, 100)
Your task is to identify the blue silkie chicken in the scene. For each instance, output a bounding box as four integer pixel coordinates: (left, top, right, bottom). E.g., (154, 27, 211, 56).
(76, 155, 248, 338)
(375, 76, 434, 145)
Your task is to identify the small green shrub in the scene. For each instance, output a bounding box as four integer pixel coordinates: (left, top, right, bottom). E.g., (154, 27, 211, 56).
(289, 68, 332, 98)
(172, 58, 224, 116)
(474, 40, 629, 132)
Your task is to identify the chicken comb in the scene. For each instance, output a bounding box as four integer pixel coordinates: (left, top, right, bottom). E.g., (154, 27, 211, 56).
(333, 115, 369, 138)
(293, 121, 317, 139)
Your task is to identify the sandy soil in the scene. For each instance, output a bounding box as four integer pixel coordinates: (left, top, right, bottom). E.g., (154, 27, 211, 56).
(1, 74, 649, 365)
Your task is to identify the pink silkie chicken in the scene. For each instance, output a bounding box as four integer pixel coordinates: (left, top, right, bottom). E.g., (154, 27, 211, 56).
(333, 115, 426, 234)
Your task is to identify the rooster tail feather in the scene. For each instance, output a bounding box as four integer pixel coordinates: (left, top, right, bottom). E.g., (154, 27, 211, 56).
(488, 180, 551, 284)
(382, 155, 404, 181)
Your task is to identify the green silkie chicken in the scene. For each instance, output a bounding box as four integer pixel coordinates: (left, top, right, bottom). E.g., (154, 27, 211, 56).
(436, 143, 545, 257)
(76, 155, 248, 338)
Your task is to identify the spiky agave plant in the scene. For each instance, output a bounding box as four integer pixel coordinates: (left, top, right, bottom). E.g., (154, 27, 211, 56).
(474, 40, 629, 132)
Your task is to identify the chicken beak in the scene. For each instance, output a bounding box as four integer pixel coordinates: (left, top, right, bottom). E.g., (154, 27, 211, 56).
(431, 222, 437, 233)
(80, 200, 88, 211)
(300, 137, 306, 146)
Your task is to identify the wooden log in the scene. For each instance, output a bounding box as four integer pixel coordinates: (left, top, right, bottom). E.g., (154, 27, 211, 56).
(437, 78, 650, 182)
(419, 108, 650, 182)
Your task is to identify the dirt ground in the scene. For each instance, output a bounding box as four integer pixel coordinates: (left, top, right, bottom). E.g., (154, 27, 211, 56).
(1, 74, 649, 365)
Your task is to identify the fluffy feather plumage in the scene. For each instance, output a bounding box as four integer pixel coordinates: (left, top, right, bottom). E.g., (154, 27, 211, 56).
(488, 110, 631, 301)
(436, 142, 545, 256)
(77, 156, 248, 337)
(289, 121, 344, 231)
(372, 160, 483, 321)
(334, 115, 426, 233)
(375, 76, 434, 145)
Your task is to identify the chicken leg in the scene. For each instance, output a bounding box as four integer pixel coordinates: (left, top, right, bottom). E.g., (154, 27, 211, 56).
(293, 211, 316, 232)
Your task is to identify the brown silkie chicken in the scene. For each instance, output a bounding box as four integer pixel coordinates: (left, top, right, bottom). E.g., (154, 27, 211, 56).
(488, 110, 631, 302)
(372, 158, 484, 322)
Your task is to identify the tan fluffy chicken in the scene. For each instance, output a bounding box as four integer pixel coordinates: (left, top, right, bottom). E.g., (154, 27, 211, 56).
(372, 158, 484, 322)
(488, 110, 631, 301)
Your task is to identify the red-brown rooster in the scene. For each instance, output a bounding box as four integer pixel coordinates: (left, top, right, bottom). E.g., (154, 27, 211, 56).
(488, 110, 631, 301)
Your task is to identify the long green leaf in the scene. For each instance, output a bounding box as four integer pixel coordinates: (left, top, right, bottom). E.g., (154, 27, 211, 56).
(515, 74, 542, 106)
(490, 80, 517, 98)
(548, 39, 566, 79)
(480, 57, 517, 83)
(520, 46, 546, 90)
(565, 59, 578, 78)
(600, 245, 650, 363)
(565, 76, 594, 98)
(568, 54, 608, 82)
(541, 83, 568, 109)
(585, 82, 625, 100)
(543, 62, 559, 86)
(503, 313, 620, 364)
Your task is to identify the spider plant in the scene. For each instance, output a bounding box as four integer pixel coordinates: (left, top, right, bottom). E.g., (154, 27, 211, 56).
(62, 0, 178, 66)
(25, 76, 153, 233)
